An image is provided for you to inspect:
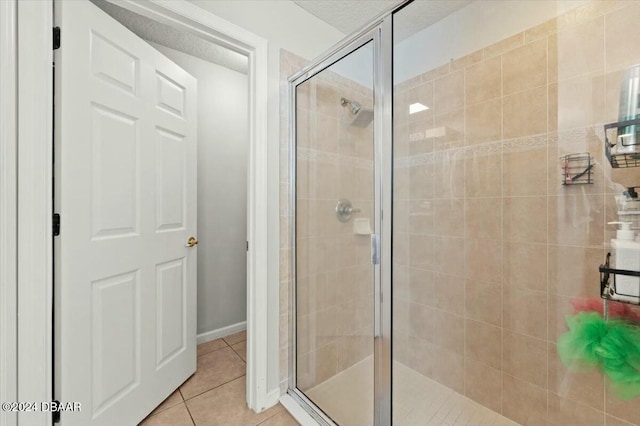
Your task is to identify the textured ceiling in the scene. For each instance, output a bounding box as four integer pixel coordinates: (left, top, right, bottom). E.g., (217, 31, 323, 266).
(91, 0, 248, 74)
(293, 0, 473, 39)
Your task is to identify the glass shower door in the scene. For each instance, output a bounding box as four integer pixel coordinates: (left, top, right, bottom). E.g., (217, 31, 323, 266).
(291, 40, 376, 425)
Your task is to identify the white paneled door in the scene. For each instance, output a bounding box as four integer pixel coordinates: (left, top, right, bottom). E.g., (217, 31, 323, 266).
(54, 1, 197, 425)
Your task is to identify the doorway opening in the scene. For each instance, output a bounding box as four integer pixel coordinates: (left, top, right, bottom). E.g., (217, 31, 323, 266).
(50, 1, 268, 424)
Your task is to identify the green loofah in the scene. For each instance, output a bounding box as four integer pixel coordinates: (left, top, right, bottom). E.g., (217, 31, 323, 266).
(558, 311, 640, 400)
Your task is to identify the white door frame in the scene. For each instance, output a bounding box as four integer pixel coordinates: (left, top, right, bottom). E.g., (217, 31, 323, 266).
(0, 1, 18, 426)
(9, 1, 275, 424)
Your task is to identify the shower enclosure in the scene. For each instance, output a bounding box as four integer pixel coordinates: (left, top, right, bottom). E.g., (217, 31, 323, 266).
(287, 1, 640, 425)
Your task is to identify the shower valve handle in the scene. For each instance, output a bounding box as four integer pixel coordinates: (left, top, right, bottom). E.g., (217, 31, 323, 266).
(335, 199, 360, 222)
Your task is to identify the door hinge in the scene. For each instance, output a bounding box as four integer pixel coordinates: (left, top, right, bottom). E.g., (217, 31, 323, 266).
(246, 241, 249, 252)
(52, 401, 61, 423)
(53, 27, 60, 50)
(53, 213, 60, 236)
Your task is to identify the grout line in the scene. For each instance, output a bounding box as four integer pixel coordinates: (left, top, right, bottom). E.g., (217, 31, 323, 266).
(181, 374, 247, 403)
(184, 400, 196, 426)
(229, 342, 247, 363)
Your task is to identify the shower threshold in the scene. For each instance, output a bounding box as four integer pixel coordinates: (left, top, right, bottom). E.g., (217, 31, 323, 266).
(306, 357, 519, 426)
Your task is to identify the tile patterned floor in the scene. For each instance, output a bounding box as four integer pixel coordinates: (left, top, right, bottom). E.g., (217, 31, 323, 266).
(307, 357, 519, 426)
(139, 331, 298, 426)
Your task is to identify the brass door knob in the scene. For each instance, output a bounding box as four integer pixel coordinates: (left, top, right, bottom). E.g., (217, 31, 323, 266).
(186, 236, 198, 247)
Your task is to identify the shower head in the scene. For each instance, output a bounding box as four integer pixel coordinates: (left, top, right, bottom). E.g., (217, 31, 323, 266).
(341, 97, 362, 114)
(340, 97, 373, 127)
(351, 108, 374, 127)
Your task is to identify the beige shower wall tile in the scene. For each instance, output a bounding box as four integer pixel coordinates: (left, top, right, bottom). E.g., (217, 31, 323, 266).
(465, 56, 502, 105)
(296, 108, 311, 149)
(466, 239, 503, 283)
(548, 194, 605, 247)
(393, 264, 409, 301)
(393, 332, 410, 366)
(433, 236, 465, 278)
(410, 268, 434, 307)
(433, 159, 465, 199)
(548, 342, 605, 411)
(408, 199, 434, 235)
(355, 167, 374, 202)
(502, 374, 548, 426)
(465, 279, 502, 327)
(503, 38, 547, 96)
(409, 337, 434, 378)
(409, 164, 433, 200)
(548, 394, 605, 426)
(503, 196, 548, 244)
(409, 234, 434, 270)
(554, 16, 604, 82)
(409, 303, 433, 342)
(465, 319, 502, 369)
(311, 161, 339, 200)
(605, 2, 640, 71)
(408, 118, 435, 155)
(315, 341, 338, 384)
(605, 415, 635, 426)
(548, 245, 604, 298)
(465, 153, 502, 198)
(547, 293, 577, 343)
(432, 273, 465, 316)
(338, 166, 357, 202)
(393, 232, 409, 266)
(465, 98, 502, 145)
(503, 146, 548, 196)
(432, 346, 464, 393)
(314, 113, 338, 152)
(503, 331, 547, 388)
(433, 309, 464, 355)
(548, 82, 558, 133)
(432, 198, 464, 237)
(504, 86, 548, 139)
(433, 109, 465, 151)
(503, 242, 547, 292)
(315, 82, 339, 117)
(434, 70, 464, 115)
(503, 285, 547, 340)
(604, 69, 624, 123)
(464, 358, 503, 413)
(394, 122, 409, 158)
(556, 73, 605, 130)
(314, 306, 338, 348)
(465, 198, 502, 240)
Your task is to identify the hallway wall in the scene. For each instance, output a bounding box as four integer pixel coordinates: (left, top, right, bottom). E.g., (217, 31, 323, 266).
(152, 44, 250, 337)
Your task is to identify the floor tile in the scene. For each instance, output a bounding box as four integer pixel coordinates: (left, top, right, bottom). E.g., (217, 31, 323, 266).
(231, 341, 247, 362)
(197, 338, 228, 357)
(139, 403, 194, 426)
(186, 376, 283, 426)
(149, 389, 183, 416)
(180, 346, 246, 400)
(258, 410, 299, 426)
(223, 330, 247, 346)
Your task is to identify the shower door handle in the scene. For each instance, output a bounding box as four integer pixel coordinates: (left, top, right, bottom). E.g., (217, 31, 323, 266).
(370, 234, 380, 265)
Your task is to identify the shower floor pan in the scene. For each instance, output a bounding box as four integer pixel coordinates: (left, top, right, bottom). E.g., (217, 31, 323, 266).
(306, 357, 519, 426)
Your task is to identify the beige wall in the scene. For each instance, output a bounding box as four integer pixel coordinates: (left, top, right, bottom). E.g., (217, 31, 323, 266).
(393, 1, 640, 425)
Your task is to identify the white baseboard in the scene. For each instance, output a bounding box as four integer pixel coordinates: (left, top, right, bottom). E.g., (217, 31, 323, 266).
(197, 321, 246, 344)
(279, 394, 319, 426)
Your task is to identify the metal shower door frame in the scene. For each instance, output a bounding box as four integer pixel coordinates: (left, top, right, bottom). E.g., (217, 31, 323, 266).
(287, 3, 397, 424)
